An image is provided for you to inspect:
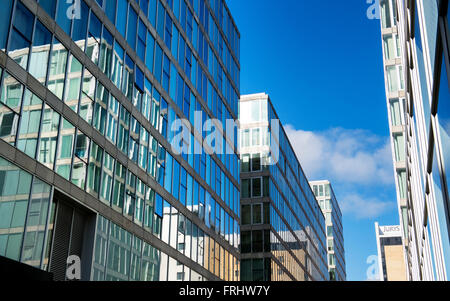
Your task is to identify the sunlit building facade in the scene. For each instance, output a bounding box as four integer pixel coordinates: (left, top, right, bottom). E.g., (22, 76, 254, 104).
(375, 223, 407, 281)
(310, 180, 346, 281)
(379, 0, 450, 280)
(0, 0, 241, 281)
(239, 93, 328, 281)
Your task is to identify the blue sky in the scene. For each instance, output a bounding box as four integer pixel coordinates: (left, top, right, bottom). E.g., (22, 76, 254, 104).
(227, 0, 400, 280)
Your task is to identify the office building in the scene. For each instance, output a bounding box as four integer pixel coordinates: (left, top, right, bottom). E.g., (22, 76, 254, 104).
(375, 223, 407, 281)
(0, 0, 241, 281)
(378, 0, 450, 280)
(310, 180, 346, 281)
(239, 93, 328, 281)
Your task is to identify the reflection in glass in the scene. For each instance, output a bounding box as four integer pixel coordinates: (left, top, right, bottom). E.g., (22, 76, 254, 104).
(0, 156, 33, 261)
(55, 118, 75, 180)
(8, 1, 34, 70)
(29, 21, 52, 83)
(21, 177, 52, 268)
(64, 55, 82, 112)
(1, 72, 23, 113)
(100, 152, 114, 205)
(48, 38, 68, 100)
(80, 68, 95, 124)
(38, 105, 60, 169)
(17, 90, 43, 158)
(87, 141, 103, 198)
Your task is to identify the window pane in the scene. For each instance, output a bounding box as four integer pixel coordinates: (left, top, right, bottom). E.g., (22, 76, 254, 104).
(48, 38, 68, 100)
(0, 103, 19, 145)
(1, 72, 24, 113)
(21, 177, 51, 268)
(0, 156, 33, 261)
(29, 21, 52, 83)
(55, 118, 75, 179)
(87, 142, 103, 198)
(17, 90, 43, 158)
(38, 105, 60, 169)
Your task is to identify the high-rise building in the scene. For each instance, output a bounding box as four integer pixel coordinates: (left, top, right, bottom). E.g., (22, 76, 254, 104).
(239, 93, 328, 281)
(310, 180, 346, 281)
(378, 0, 450, 280)
(374, 223, 407, 281)
(0, 0, 241, 281)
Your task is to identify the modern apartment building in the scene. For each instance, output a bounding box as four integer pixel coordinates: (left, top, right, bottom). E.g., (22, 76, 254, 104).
(0, 0, 241, 281)
(374, 223, 407, 281)
(310, 180, 346, 281)
(379, 0, 450, 280)
(239, 93, 328, 281)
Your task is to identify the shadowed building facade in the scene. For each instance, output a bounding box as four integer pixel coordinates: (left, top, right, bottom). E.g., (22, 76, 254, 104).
(375, 223, 407, 281)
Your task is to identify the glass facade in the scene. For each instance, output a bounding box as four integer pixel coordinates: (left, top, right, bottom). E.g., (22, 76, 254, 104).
(239, 93, 328, 281)
(0, 0, 240, 281)
(379, 0, 450, 280)
(311, 181, 346, 281)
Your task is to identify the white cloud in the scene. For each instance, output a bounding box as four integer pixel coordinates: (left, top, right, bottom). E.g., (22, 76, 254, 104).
(339, 194, 395, 220)
(284, 126, 394, 186)
(284, 125, 396, 219)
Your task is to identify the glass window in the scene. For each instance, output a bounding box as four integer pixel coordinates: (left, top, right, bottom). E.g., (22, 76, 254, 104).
(146, 31, 155, 74)
(29, 21, 52, 84)
(118, 106, 130, 154)
(87, 141, 103, 198)
(436, 51, 450, 203)
(106, 223, 132, 280)
(251, 153, 261, 172)
(55, 118, 75, 179)
(17, 90, 43, 158)
(72, 0, 89, 52)
(64, 54, 82, 112)
(99, 27, 113, 78)
(38, 105, 60, 169)
(116, 0, 128, 38)
(393, 134, 405, 162)
(241, 129, 249, 148)
(241, 179, 250, 198)
(390, 98, 403, 126)
(127, 7, 138, 50)
(80, 68, 95, 124)
(20, 177, 52, 268)
(100, 152, 114, 205)
(1, 72, 23, 113)
(106, 96, 119, 144)
(383, 34, 397, 60)
(71, 131, 90, 189)
(8, 1, 34, 70)
(124, 171, 136, 218)
(252, 178, 261, 197)
(241, 154, 250, 172)
(112, 43, 124, 90)
(135, 180, 145, 225)
(56, 0, 72, 35)
(128, 117, 139, 163)
(154, 44, 163, 83)
(0, 0, 13, 51)
(112, 162, 126, 212)
(48, 38, 68, 100)
(93, 83, 108, 135)
(0, 156, 33, 261)
(252, 204, 262, 224)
